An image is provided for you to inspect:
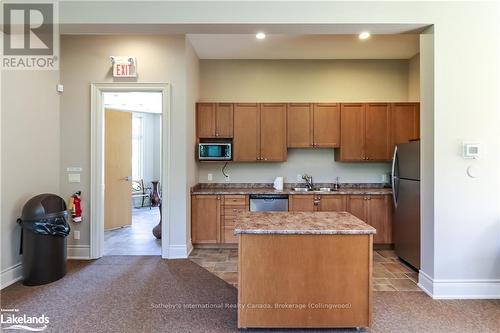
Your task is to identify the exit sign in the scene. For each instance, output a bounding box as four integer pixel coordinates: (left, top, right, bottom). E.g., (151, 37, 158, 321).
(111, 56, 137, 78)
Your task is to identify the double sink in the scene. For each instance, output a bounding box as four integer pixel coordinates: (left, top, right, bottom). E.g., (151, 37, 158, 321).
(292, 187, 337, 193)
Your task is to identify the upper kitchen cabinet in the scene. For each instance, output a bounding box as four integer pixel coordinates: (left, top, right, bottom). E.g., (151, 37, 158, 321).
(287, 103, 313, 148)
(196, 103, 234, 139)
(313, 103, 340, 147)
(260, 103, 287, 161)
(338, 103, 391, 162)
(233, 103, 260, 161)
(338, 103, 366, 161)
(365, 103, 391, 161)
(287, 103, 340, 148)
(391, 103, 420, 148)
(233, 103, 287, 162)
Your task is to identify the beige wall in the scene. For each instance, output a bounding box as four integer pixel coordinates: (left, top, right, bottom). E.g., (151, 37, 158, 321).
(408, 53, 420, 101)
(199, 59, 410, 102)
(1, 71, 60, 285)
(60, 35, 193, 254)
(198, 59, 414, 184)
(184, 39, 200, 245)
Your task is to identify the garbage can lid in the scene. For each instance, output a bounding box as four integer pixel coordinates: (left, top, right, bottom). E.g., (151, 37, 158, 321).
(20, 193, 68, 222)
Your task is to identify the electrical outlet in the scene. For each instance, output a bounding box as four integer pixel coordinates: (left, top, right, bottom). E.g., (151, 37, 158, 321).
(296, 174, 302, 182)
(74, 230, 80, 240)
(207, 173, 213, 181)
(224, 174, 230, 182)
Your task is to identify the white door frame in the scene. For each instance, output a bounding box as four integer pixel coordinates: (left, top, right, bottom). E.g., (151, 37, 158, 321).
(90, 83, 172, 259)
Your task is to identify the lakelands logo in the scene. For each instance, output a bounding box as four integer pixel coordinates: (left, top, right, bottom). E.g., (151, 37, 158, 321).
(1, 309, 49, 331)
(2, 1, 59, 70)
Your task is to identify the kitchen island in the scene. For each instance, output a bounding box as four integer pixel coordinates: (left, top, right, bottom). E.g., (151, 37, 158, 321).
(234, 211, 376, 329)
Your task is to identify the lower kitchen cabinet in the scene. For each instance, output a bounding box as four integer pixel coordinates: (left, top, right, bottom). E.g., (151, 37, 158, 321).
(191, 194, 249, 245)
(289, 195, 346, 212)
(347, 195, 392, 244)
(191, 195, 221, 244)
(319, 195, 347, 212)
(289, 195, 316, 211)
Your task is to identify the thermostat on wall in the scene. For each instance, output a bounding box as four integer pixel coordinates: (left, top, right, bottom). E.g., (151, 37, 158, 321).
(463, 142, 480, 159)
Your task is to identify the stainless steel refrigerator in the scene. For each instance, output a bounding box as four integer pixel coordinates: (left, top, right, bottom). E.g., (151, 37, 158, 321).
(392, 140, 420, 270)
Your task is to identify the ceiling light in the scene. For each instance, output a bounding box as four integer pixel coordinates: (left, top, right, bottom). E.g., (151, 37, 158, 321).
(256, 32, 266, 40)
(359, 32, 371, 40)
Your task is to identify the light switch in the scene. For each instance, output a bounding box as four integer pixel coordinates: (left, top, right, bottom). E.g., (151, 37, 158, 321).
(74, 230, 80, 240)
(207, 173, 213, 181)
(68, 173, 80, 183)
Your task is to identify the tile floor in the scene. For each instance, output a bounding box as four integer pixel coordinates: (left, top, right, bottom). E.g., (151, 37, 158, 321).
(104, 207, 161, 255)
(189, 248, 421, 291)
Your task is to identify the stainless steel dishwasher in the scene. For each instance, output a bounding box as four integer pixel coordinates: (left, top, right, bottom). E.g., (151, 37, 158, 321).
(249, 194, 289, 212)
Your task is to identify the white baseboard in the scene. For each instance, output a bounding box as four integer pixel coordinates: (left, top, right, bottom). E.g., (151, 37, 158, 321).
(164, 243, 192, 259)
(419, 271, 500, 299)
(1, 263, 22, 290)
(67, 245, 91, 260)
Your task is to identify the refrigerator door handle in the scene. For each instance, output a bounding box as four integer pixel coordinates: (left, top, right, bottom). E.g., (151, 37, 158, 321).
(391, 146, 398, 208)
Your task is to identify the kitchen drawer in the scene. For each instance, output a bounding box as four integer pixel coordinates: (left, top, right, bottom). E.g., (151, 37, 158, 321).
(224, 195, 247, 206)
(224, 205, 248, 216)
(223, 227, 238, 244)
(224, 215, 239, 227)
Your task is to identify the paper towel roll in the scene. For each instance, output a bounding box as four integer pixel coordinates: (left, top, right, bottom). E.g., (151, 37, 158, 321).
(273, 177, 284, 191)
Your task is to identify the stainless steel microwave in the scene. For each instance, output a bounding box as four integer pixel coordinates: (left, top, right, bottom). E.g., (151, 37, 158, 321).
(198, 143, 232, 161)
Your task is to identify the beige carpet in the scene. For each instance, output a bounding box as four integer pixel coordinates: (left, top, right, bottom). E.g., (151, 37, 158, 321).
(1, 257, 498, 333)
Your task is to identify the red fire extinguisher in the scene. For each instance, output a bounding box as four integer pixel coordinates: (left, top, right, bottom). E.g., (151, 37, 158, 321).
(69, 191, 82, 223)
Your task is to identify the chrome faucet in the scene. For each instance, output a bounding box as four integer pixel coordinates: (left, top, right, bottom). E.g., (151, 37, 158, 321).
(333, 176, 340, 190)
(302, 174, 314, 190)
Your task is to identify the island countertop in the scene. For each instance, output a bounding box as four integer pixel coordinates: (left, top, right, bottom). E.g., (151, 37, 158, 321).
(234, 211, 376, 235)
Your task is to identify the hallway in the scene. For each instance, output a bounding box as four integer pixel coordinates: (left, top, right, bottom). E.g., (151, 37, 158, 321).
(104, 207, 161, 255)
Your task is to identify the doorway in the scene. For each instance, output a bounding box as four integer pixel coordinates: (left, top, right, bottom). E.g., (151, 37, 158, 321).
(102, 92, 163, 255)
(89, 83, 171, 259)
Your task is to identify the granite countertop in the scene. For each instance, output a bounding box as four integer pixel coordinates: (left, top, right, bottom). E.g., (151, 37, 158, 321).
(191, 186, 392, 196)
(234, 211, 376, 235)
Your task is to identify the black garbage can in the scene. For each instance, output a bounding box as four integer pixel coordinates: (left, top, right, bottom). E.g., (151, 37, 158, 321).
(17, 194, 71, 286)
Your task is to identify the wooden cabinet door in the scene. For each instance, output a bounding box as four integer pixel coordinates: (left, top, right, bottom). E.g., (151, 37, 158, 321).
(391, 103, 420, 150)
(233, 103, 260, 162)
(260, 103, 287, 162)
(191, 195, 220, 244)
(340, 104, 366, 161)
(196, 103, 215, 138)
(367, 195, 392, 244)
(347, 195, 367, 221)
(319, 195, 347, 212)
(365, 103, 391, 161)
(287, 103, 313, 148)
(289, 195, 316, 212)
(412, 104, 420, 141)
(313, 103, 340, 148)
(215, 103, 233, 138)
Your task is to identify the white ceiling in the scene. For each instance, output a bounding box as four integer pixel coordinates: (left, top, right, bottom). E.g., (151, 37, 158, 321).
(103, 92, 162, 114)
(188, 34, 420, 60)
